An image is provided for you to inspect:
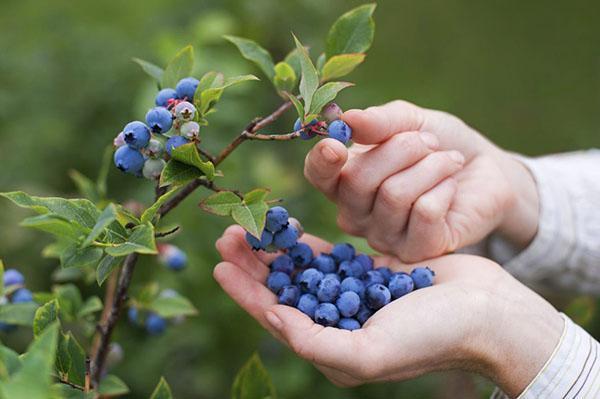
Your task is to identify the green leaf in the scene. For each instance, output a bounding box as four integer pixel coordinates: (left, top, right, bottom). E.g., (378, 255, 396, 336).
(132, 58, 164, 84)
(197, 71, 225, 92)
(231, 190, 269, 238)
(115, 205, 140, 226)
(60, 244, 104, 269)
(159, 160, 204, 187)
(77, 296, 102, 318)
(199, 74, 259, 115)
(224, 35, 275, 81)
(316, 52, 326, 74)
(199, 191, 242, 216)
(284, 92, 304, 120)
(161, 45, 194, 89)
(0, 303, 38, 326)
(0, 191, 100, 229)
(141, 188, 179, 224)
(321, 53, 365, 81)
(96, 255, 123, 286)
(0, 345, 21, 380)
(273, 62, 297, 93)
(170, 143, 216, 180)
(33, 299, 59, 337)
(232, 353, 276, 399)
(0, 324, 58, 399)
(60, 332, 86, 387)
(283, 47, 303, 81)
(99, 375, 130, 396)
(105, 223, 157, 256)
(308, 82, 354, 115)
(292, 34, 319, 114)
(150, 377, 173, 399)
(54, 284, 83, 321)
(68, 170, 99, 203)
(326, 3, 376, 58)
(52, 383, 95, 399)
(149, 293, 198, 318)
(20, 214, 85, 240)
(56, 332, 72, 379)
(82, 203, 117, 247)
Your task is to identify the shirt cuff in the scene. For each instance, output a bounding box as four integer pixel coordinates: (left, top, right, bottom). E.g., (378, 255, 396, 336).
(491, 313, 600, 399)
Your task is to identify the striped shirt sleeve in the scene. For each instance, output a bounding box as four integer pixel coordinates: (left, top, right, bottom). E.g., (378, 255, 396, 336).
(492, 314, 600, 399)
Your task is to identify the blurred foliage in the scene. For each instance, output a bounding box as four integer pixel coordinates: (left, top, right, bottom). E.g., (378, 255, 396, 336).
(0, 0, 599, 398)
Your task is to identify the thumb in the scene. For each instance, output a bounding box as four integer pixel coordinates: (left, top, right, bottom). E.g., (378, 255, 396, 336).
(304, 138, 348, 200)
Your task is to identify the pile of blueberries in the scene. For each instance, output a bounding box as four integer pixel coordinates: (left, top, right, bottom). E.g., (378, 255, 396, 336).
(113, 77, 201, 178)
(246, 206, 435, 330)
(293, 102, 353, 145)
(0, 269, 35, 332)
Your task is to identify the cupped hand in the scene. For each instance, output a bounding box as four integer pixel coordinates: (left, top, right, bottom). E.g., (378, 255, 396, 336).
(304, 100, 539, 262)
(214, 226, 562, 397)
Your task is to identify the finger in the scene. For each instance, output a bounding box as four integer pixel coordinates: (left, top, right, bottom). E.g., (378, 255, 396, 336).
(336, 131, 439, 229)
(304, 139, 348, 200)
(401, 177, 459, 262)
(342, 100, 425, 145)
(315, 364, 363, 387)
(367, 151, 464, 251)
(216, 225, 269, 281)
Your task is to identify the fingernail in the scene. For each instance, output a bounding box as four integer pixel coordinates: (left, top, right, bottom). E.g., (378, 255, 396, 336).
(420, 132, 439, 149)
(449, 151, 465, 164)
(265, 311, 283, 330)
(320, 145, 340, 164)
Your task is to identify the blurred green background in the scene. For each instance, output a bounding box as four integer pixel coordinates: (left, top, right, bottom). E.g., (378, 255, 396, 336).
(1, 0, 599, 397)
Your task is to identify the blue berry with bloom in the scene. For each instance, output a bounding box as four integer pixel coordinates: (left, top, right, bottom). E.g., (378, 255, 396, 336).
(158, 244, 187, 271)
(355, 304, 373, 325)
(267, 271, 291, 294)
(336, 291, 360, 317)
(145, 313, 167, 335)
(175, 77, 199, 101)
(362, 270, 385, 287)
(298, 268, 324, 295)
(314, 303, 340, 327)
(338, 260, 363, 279)
(3, 269, 24, 287)
(354, 254, 374, 273)
(365, 283, 391, 310)
(297, 294, 319, 319)
(123, 121, 151, 149)
(278, 285, 300, 306)
(317, 274, 341, 302)
(165, 135, 190, 156)
(340, 277, 365, 299)
(289, 242, 313, 268)
(411, 267, 435, 289)
(273, 225, 298, 249)
(331, 243, 355, 263)
(114, 146, 145, 175)
(245, 230, 273, 251)
(338, 318, 361, 331)
(377, 267, 393, 284)
(145, 107, 173, 133)
(265, 206, 289, 232)
(388, 272, 414, 299)
(270, 254, 294, 275)
(311, 254, 337, 274)
(12, 288, 33, 303)
(155, 88, 178, 107)
(327, 119, 352, 144)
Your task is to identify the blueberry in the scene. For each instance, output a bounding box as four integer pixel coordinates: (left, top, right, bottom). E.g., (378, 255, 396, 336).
(317, 274, 341, 303)
(174, 101, 196, 122)
(355, 304, 373, 325)
(362, 270, 385, 287)
(338, 260, 363, 279)
(180, 121, 200, 140)
(265, 206, 289, 233)
(322, 103, 343, 122)
(165, 135, 190, 156)
(123, 121, 151, 149)
(336, 291, 360, 317)
(273, 225, 298, 249)
(142, 158, 166, 180)
(311, 254, 336, 274)
(267, 271, 291, 294)
(11, 288, 33, 303)
(128, 307, 138, 324)
(377, 267, 393, 284)
(278, 285, 300, 306)
(338, 318, 361, 331)
(298, 268, 324, 294)
(270, 254, 294, 275)
(327, 119, 352, 144)
(314, 303, 340, 327)
(289, 243, 313, 268)
(3, 269, 24, 287)
(245, 230, 273, 251)
(365, 284, 391, 310)
(324, 273, 341, 282)
(287, 217, 304, 238)
(114, 146, 145, 175)
(293, 118, 302, 131)
(331, 243, 355, 263)
(159, 244, 187, 271)
(410, 267, 435, 289)
(340, 277, 365, 299)
(175, 77, 200, 101)
(155, 88, 178, 107)
(145, 313, 167, 335)
(145, 107, 173, 134)
(354, 254, 374, 273)
(297, 294, 319, 319)
(145, 138, 165, 158)
(388, 272, 414, 299)
(293, 118, 318, 140)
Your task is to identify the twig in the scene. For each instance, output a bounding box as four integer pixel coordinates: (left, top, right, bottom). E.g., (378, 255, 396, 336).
(57, 378, 85, 391)
(85, 357, 91, 392)
(90, 271, 118, 358)
(197, 146, 216, 164)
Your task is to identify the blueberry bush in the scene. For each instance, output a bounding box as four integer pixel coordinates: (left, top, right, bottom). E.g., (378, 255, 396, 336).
(0, 4, 378, 398)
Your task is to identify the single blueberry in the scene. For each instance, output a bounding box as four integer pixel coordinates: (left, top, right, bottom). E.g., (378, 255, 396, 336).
(338, 260, 363, 279)
(145, 313, 167, 335)
(175, 77, 200, 101)
(245, 230, 273, 251)
(278, 285, 300, 306)
(114, 146, 145, 175)
(388, 272, 414, 299)
(159, 244, 187, 271)
(267, 271, 291, 294)
(289, 242, 313, 268)
(317, 275, 341, 303)
(377, 267, 393, 284)
(180, 121, 200, 139)
(411, 267, 435, 289)
(270, 254, 294, 275)
(297, 294, 319, 319)
(145, 107, 173, 134)
(314, 303, 340, 327)
(3, 269, 24, 287)
(355, 304, 373, 325)
(155, 88, 178, 107)
(362, 270, 385, 287)
(365, 283, 391, 310)
(311, 254, 337, 274)
(336, 291, 361, 317)
(174, 101, 196, 121)
(324, 273, 341, 282)
(340, 277, 366, 299)
(11, 288, 33, 303)
(331, 243, 355, 263)
(265, 206, 289, 233)
(293, 118, 318, 140)
(123, 121, 151, 149)
(327, 119, 352, 144)
(273, 225, 298, 249)
(145, 138, 165, 158)
(338, 318, 361, 331)
(165, 135, 190, 156)
(142, 158, 166, 180)
(354, 254, 374, 273)
(323, 102, 343, 122)
(298, 268, 324, 295)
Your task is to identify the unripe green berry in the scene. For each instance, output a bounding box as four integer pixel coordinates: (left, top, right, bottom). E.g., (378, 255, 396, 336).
(180, 121, 200, 140)
(142, 158, 166, 180)
(145, 139, 165, 159)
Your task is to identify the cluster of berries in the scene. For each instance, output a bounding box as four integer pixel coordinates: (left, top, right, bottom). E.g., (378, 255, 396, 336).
(127, 289, 183, 335)
(113, 77, 202, 179)
(157, 244, 188, 271)
(245, 206, 303, 252)
(293, 103, 353, 145)
(0, 269, 35, 332)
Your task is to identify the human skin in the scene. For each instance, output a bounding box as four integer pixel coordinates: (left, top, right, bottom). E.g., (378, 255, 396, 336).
(303, 100, 539, 262)
(214, 226, 563, 397)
